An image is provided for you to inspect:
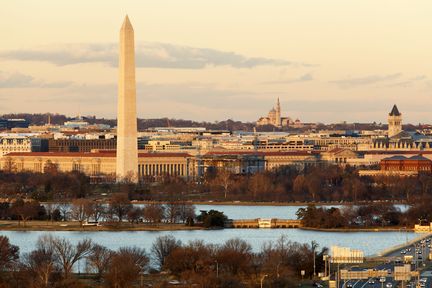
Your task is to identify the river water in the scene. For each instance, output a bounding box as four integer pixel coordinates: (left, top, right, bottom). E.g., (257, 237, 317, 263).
(0, 204, 418, 257)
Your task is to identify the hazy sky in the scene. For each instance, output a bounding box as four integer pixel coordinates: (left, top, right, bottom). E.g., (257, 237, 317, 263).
(1, 0, 432, 124)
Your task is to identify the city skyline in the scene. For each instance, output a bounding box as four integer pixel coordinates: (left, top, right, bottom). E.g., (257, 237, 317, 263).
(1, 1, 432, 124)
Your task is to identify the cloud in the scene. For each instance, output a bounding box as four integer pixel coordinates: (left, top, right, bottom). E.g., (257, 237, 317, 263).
(330, 73, 401, 89)
(0, 42, 312, 69)
(384, 75, 427, 88)
(0, 71, 34, 88)
(409, 75, 427, 82)
(0, 71, 72, 89)
(0, 79, 271, 121)
(262, 73, 314, 85)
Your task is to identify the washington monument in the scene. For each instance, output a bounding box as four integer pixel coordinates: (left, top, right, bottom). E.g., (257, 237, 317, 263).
(116, 15, 138, 182)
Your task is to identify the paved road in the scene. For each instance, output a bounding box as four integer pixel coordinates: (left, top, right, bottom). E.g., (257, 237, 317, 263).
(338, 236, 432, 288)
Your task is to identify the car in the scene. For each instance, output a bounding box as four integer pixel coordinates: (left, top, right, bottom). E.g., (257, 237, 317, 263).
(386, 283, 393, 288)
(401, 250, 406, 254)
(346, 283, 353, 288)
(380, 277, 386, 283)
(420, 278, 427, 283)
(368, 279, 375, 285)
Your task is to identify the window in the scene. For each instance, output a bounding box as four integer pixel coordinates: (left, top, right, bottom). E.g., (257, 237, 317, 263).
(72, 161, 81, 171)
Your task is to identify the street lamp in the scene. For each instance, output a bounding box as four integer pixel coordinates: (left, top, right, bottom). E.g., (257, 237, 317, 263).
(260, 274, 268, 288)
(311, 241, 318, 277)
(313, 247, 316, 277)
(276, 262, 282, 278)
(215, 260, 219, 278)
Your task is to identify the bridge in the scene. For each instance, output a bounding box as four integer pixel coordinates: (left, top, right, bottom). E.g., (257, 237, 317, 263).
(225, 218, 303, 229)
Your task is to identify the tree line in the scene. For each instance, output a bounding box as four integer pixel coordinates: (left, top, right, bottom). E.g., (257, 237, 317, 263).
(0, 234, 326, 288)
(2, 163, 432, 204)
(0, 113, 256, 131)
(0, 195, 198, 228)
(195, 165, 432, 203)
(296, 199, 432, 229)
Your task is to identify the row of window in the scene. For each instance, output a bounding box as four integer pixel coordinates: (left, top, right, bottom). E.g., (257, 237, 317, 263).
(0, 139, 28, 144)
(138, 163, 186, 176)
(383, 165, 432, 171)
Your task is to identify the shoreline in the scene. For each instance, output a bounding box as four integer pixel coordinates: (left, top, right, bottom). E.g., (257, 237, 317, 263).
(39, 200, 410, 207)
(0, 220, 204, 232)
(299, 226, 414, 232)
(0, 220, 417, 233)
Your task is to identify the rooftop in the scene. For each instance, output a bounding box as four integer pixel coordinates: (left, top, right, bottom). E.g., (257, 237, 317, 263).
(389, 104, 401, 116)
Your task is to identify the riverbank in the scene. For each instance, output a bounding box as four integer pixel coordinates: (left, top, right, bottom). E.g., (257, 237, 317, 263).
(39, 199, 409, 207)
(300, 226, 414, 232)
(0, 220, 204, 231)
(0, 219, 416, 233)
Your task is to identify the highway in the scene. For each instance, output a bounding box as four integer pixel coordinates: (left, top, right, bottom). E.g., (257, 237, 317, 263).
(336, 236, 432, 288)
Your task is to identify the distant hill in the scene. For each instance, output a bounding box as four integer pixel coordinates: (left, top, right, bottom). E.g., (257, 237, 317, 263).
(1, 113, 422, 132)
(0, 113, 256, 131)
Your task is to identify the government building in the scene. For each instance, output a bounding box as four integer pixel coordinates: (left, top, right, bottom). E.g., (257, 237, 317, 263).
(1, 150, 193, 183)
(256, 98, 298, 128)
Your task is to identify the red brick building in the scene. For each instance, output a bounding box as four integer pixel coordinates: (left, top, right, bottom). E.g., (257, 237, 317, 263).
(380, 155, 432, 173)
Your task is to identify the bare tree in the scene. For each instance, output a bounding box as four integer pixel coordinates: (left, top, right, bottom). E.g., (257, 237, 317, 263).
(10, 199, 39, 227)
(151, 235, 181, 270)
(2, 157, 17, 173)
(57, 202, 70, 221)
(105, 247, 149, 288)
(84, 201, 105, 222)
(43, 235, 92, 279)
(306, 177, 320, 202)
(248, 173, 272, 200)
(22, 235, 57, 288)
(293, 175, 307, 198)
(86, 244, 112, 281)
(70, 198, 89, 227)
(216, 238, 253, 275)
(45, 203, 58, 222)
(164, 240, 215, 276)
(165, 202, 180, 223)
(127, 207, 143, 224)
(179, 202, 196, 224)
(0, 235, 19, 271)
(109, 193, 132, 222)
(143, 203, 165, 224)
(215, 169, 232, 199)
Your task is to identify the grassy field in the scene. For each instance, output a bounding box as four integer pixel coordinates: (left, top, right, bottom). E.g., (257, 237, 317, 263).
(0, 220, 204, 231)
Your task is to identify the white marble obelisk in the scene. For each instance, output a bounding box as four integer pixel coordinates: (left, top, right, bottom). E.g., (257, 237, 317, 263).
(116, 15, 138, 182)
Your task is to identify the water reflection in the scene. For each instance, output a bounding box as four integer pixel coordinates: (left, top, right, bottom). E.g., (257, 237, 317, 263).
(1, 226, 417, 257)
